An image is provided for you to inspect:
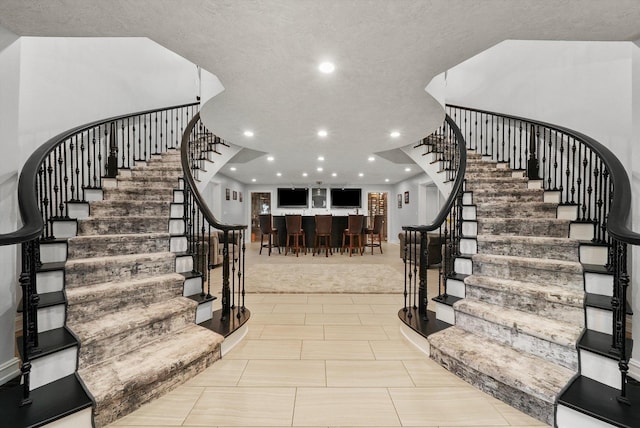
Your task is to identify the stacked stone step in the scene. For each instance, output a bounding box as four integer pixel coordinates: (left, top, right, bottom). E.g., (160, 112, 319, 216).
(64, 150, 223, 427)
(429, 155, 584, 425)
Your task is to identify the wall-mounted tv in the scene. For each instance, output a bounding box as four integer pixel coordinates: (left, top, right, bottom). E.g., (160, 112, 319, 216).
(277, 187, 309, 208)
(330, 188, 362, 208)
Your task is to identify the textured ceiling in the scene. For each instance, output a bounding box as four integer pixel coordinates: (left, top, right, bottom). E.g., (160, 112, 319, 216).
(2, 0, 640, 185)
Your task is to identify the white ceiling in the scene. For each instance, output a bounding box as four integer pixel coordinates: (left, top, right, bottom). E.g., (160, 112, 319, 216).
(2, 0, 640, 186)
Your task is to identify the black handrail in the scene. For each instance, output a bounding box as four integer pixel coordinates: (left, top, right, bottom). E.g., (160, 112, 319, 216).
(180, 112, 247, 321)
(447, 103, 640, 245)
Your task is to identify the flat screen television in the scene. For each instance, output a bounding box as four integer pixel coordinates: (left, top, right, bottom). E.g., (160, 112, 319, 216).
(277, 187, 309, 208)
(330, 188, 362, 208)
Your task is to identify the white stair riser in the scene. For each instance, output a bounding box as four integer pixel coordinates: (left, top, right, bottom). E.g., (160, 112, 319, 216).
(580, 349, 621, 390)
(40, 243, 67, 264)
(38, 305, 66, 332)
(462, 192, 473, 205)
(557, 205, 578, 220)
(221, 323, 249, 357)
(52, 221, 77, 239)
(183, 277, 203, 297)
(36, 270, 64, 293)
(585, 272, 613, 296)
(176, 256, 193, 273)
(173, 190, 184, 203)
(170, 203, 184, 218)
(570, 223, 595, 240)
(169, 219, 185, 235)
(30, 347, 77, 390)
(195, 301, 213, 324)
(400, 323, 430, 356)
(579, 246, 608, 265)
(461, 221, 477, 237)
(462, 206, 476, 220)
(544, 191, 561, 204)
(459, 239, 477, 255)
(171, 236, 188, 253)
(556, 405, 617, 428)
(435, 302, 455, 324)
(84, 188, 103, 201)
(67, 202, 90, 219)
(446, 278, 465, 298)
(454, 258, 473, 275)
(586, 307, 612, 335)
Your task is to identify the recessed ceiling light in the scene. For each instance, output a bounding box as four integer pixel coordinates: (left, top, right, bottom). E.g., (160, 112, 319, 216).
(302, 172, 308, 177)
(358, 173, 364, 177)
(317, 130, 328, 137)
(331, 173, 337, 177)
(267, 156, 274, 161)
(244, 130, 254, 137)
(385, 178, 390, 183)
(390, 131, 401, 138)
(251, 178, 257, 182)
(230, 167, 237, 171)
(317, 156, 325, 161)
(317, 167, 323, 172)
(405, 167, 411, 172)
(276, 172, 282, 177)
(368, 156, 375, 162)
(318, 62, 335, 74)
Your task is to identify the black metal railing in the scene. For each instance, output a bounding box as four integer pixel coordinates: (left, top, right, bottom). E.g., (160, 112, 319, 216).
(0, 102, 198, 407)
(180, 113, 247, 322)
(446, 104, 640, 404)
(401, 114, 467, 322)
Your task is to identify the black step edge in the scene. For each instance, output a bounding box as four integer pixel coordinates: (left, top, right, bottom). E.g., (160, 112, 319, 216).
(586, 293, 633, 315)
(578, 329, 633, 360)
(557, 375, 640, 428)
(186, 293, 217, 304)
(36, 261, 65, 273)
(180, 271, 203, 281)
(446, 273, 469, 282)
(0, 373, 93, 428)
(48, 217, 76, 223)
(456, 253, 475, 260)
(199, 307, 251, 338)
(398, 307, 451, 339)
(38, 238, 69, 245)
(432, 294, 462, 307)
(17, 326, 78, 361)
(17, 291, 66, 313)
(582, 264, 611, 275)
(578, 240, 610, 247)
(174, 251, 192, 258)
(570, 219, 598, 225)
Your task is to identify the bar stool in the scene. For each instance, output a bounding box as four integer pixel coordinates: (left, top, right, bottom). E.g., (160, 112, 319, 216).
(341, 214, 364, 256)
(313, 214, 332, 257)
(285, 214, 306, 256)
(364, 214, 384, 254)
(259, 214, 280, 256)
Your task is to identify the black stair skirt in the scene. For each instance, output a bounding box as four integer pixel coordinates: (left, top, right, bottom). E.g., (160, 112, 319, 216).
(398, 307, 451, 339)
(199, 307, 251, 337)
(17, 291, 66, 313)
(558, 376, 640, 428)
(432, 294, 462, 307)
(0, 374, 93, 428)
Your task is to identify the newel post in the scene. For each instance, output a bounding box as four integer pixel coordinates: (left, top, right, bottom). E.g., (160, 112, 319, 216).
(527, 123, 540, 180)
(106, 121, 118, 178)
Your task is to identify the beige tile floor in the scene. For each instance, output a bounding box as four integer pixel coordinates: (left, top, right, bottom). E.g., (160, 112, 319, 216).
(109, 242, 549, 427)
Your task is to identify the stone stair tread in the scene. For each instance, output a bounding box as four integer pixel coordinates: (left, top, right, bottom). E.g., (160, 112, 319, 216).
(472, 253, 583, 273)
(453, 299, 582, 348)
(68, 296, 196, 344)
(464, 274, 584, 307)
(79, 324, 223, 403)
(66, 272, 184, 304)
(429, 326, 576, 403)
(476, 234, 577, 245)
(479, 217, 568, 224)
(69, 231, 170, 241)
(66, 250, 175, 267)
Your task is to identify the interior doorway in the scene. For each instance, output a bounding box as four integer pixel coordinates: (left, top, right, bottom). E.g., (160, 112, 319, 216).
(367, 192, 388, 240)
(250, 192, 271, 242)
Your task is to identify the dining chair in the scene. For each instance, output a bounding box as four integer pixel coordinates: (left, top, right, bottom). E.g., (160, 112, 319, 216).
(364, 214, 384, 254)
(285, 214, 306, 256)
(341, 214, 364, 256)
(258, 214, 280, 256)
(313, 214, 332, 257)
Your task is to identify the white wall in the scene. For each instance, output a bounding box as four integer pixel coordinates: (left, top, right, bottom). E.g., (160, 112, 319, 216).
(205, 174, 247, 227)
(0, 25, 21, 385)
(442, 40, 640, 366)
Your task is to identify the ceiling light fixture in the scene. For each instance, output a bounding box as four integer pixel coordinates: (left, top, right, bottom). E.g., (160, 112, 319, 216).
(317, 167, 323, 172)
(405, 167, 411, 172)
(267, 156, 274, 161)
(317, 156, 325, 161)
(385, 178, 390, 182)
(251, 178, 256, 182)
(358, 173, 364, 177)
(390, 131, 401, 138)
(331, 173, 337, 177)
(302, 172, 308, 177)
(318, 62, 335, 74)
(276, 172, 282, 177)
(317, 130, 328, 137)
(230, 167, 237, 171)
(244, 130, 254, 137)
(368, 156, 375, 162)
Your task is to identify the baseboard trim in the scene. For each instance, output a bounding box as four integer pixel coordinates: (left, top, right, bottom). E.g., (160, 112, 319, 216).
(0, 357, 20, 386)
(629, 357, 640, 382)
